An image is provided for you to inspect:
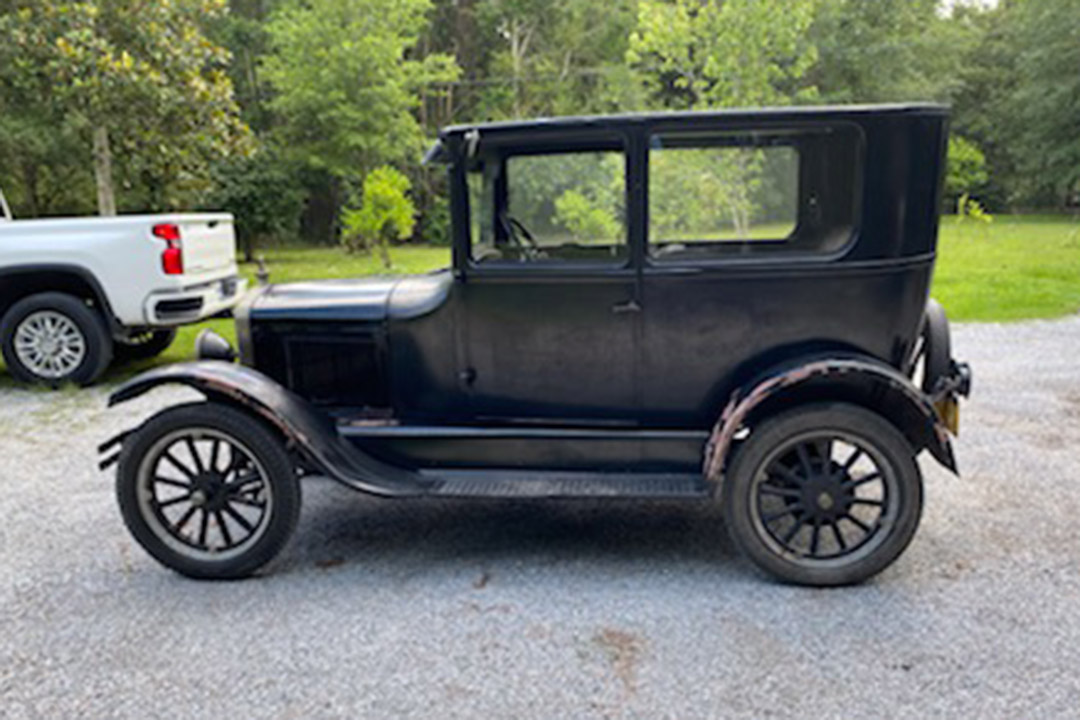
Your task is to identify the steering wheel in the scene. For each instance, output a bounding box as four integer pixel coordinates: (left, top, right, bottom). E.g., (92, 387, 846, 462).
(499, 213, 540, 260)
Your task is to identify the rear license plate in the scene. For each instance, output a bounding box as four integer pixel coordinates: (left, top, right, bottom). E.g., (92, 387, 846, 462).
(934, 397, 960, 435)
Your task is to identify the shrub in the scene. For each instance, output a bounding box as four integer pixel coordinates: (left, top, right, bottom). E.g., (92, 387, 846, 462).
(946, 136, 989, 204)
(341, 166, 416, 268)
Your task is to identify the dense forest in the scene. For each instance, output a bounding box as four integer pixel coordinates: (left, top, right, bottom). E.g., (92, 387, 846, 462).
(1, 0, 1077, 254)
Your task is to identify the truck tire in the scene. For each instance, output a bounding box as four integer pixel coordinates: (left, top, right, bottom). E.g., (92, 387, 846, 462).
(115, 402, 301, 579)
(722, 402, 923, 586)
(115, 329, 178, 362)
(0, 292, 113, 386)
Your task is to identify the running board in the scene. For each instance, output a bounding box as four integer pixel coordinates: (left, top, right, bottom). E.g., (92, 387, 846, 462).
(423, 470, 710, 499)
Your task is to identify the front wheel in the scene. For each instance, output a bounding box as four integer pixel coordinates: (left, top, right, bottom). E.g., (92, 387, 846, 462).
(722, 403, 923, 586)
(116, 402, 301, 579)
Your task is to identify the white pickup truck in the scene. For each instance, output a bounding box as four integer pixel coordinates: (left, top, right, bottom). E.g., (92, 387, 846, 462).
(0, 188, 246, 385)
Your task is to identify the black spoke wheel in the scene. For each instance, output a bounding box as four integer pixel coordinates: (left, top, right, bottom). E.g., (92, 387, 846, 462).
(116, 403, 300, 579)
(722, 403, 923, 586)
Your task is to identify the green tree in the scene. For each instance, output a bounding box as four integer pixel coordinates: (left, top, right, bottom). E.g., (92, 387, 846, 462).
(263, 0, 458, 177)
(998, 0, 1080, 206)
(554, 189, 620, 242)
(0, 0, 251, 215)
(341, 166, 417, 268)
(628, 0, 819, 110)
(262, 0, 456, 243)
(807, 0, 971, 104)
(0, 110, 93, 218)
(474, 0, 638, 119)
(628, 0, 817, 234)
(207, 149, 305, 260)
(945, 135, 989, 204)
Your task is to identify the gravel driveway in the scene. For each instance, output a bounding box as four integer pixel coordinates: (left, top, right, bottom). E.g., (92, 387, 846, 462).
(2, 317, 1079, 719)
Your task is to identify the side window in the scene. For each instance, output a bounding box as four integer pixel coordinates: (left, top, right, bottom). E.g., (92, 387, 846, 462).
(470, 148, 627, 265)
(648, 128, 860, 261)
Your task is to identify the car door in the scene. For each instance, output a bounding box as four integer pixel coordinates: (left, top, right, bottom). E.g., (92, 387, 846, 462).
(638, 123, 867, 427)
(457, 138, 640, 424)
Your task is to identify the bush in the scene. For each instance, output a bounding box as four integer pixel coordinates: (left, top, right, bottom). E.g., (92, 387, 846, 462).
(554, 189, 620, 241)
(341, 166, 416, 268)
(946, 136, 989, 206)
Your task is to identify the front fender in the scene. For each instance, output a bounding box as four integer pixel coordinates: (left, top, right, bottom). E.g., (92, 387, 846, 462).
(103, 361, 431, 496)
(703, 354, 959, 484)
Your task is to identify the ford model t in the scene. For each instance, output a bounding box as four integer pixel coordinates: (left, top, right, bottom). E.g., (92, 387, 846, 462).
(101, 104, 971, 586)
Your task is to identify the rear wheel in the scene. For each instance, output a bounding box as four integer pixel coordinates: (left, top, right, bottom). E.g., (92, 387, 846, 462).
(722, 403, 923, 586)
(0, 292, 112, 386)
(116, 402, 301, 579)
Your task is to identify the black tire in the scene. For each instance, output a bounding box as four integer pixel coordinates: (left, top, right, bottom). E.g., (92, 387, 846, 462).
(722, 403, 923, 586)
(0, 291, 113, 386)
(116, 402, 301, 579)
(115, 329, 177, 361)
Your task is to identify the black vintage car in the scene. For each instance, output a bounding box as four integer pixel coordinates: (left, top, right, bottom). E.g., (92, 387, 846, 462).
(101, 104, 971, 586)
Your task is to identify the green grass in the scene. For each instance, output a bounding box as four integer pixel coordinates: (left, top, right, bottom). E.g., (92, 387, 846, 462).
(935, 214, 1080, 321)
(2, 215, 1079, 385)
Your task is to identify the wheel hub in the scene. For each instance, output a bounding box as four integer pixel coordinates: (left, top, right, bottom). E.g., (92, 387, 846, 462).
(799, 461, 853, 523)
(192, 473, 229, 511)
(754, 431, 897, 565)
(13, 310, 87, 378)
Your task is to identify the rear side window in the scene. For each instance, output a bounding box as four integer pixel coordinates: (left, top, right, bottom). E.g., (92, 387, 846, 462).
(648, 126, 861, 262)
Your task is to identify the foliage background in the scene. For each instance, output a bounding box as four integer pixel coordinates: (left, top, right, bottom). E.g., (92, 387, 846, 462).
(2, 0, 1078, 250)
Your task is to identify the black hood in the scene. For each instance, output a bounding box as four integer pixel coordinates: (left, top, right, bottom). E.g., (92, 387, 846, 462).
(249, 271, 453, 323)
(250, 277, 400, 322)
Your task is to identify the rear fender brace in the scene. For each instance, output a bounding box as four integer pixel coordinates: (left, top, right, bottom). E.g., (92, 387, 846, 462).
(704, 354, 962, 486)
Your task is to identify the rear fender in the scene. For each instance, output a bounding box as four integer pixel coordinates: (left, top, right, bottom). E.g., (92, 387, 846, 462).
(703, 354, 958, 485)
(101, 361, 431, 496)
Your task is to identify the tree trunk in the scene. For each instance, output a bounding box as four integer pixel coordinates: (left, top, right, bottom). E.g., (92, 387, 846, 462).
(92, 125, 117, 216)
(241, 232, 255, 263)
(378, 236, 392, 269)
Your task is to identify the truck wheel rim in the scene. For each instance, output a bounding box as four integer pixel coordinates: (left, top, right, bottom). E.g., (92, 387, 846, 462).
(13, 310, 87, 379)
(136, 428, 274, 563)
(749, 430, 899, 567)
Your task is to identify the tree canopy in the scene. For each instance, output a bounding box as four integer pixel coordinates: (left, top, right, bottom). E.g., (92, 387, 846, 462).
(0, 0, 251, 215)
(0, 0, 1075, 244)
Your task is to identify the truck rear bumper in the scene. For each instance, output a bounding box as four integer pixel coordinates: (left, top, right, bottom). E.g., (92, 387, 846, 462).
(143, 276, 248, 326)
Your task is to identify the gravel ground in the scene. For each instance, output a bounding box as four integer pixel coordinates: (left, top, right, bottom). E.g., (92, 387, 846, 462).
(2, 316, 1080, 719)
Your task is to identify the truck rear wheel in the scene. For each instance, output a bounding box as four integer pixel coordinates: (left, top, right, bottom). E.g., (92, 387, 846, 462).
(0, 291, 113, 386)
(115, 329, 177, 361)
(115, 402, 301, 579)
(722, 403, 923, 586)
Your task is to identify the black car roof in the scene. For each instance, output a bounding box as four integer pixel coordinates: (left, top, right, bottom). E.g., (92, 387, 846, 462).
(438, 103, 948, 140)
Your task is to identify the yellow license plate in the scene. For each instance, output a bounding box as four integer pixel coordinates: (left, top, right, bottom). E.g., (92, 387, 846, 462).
(935, 397, 960, 435)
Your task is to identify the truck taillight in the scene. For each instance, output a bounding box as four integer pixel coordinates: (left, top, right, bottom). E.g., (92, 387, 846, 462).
(152, 223, 183, 275)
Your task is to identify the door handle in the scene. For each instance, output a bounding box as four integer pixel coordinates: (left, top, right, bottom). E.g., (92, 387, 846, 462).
(611, 299, 642, 314)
